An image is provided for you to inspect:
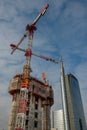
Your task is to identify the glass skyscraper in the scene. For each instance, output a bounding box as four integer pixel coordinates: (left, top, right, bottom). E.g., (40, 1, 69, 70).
(65, 74, 86, 130)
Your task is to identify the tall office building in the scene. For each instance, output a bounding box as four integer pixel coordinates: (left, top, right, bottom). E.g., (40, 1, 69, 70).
(52, 109, 64, 130)
(60, 59, 86, 130)
(65, 74, 86, 130)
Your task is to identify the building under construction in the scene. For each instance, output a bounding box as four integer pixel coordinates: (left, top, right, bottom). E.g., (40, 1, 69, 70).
(8, 64, 54, 130)
(8, 4, 56, 130)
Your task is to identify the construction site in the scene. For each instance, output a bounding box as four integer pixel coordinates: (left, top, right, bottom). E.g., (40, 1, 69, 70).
(7, 3, 87, 130)
(8, 4, 57, 130)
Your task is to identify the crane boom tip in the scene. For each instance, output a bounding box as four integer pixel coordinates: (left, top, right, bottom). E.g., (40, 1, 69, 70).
(46, 4, 49, 9)
(40, 4, 49, 15)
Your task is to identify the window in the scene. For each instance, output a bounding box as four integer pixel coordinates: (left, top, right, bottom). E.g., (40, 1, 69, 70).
(35, 112, 38, 118)
(35, 104, 38, 110)
(35, 97, 38, 102)
(79, 118, 83, 130)
(34, 121, 38, 128)
(25, 120, 28, 126)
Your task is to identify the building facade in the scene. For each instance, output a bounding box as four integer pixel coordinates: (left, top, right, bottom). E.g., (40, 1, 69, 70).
(52, 109, 64, 130)
(8, 64, 54, 130)
(65, 74, 86, 130)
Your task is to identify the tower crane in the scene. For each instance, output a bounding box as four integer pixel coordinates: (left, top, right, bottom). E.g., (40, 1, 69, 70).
(9, 5, 56, 130)
(10, 4, 58, 65)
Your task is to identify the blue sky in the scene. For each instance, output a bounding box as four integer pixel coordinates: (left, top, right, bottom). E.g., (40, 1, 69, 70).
(0, 0, 87, 129)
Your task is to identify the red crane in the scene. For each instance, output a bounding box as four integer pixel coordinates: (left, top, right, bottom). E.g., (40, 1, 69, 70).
(10, 4, 58, 64)
(9, 5, 57, 130)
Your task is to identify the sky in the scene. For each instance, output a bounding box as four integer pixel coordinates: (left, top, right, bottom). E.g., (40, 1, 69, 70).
(0, 0, 87, 129)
